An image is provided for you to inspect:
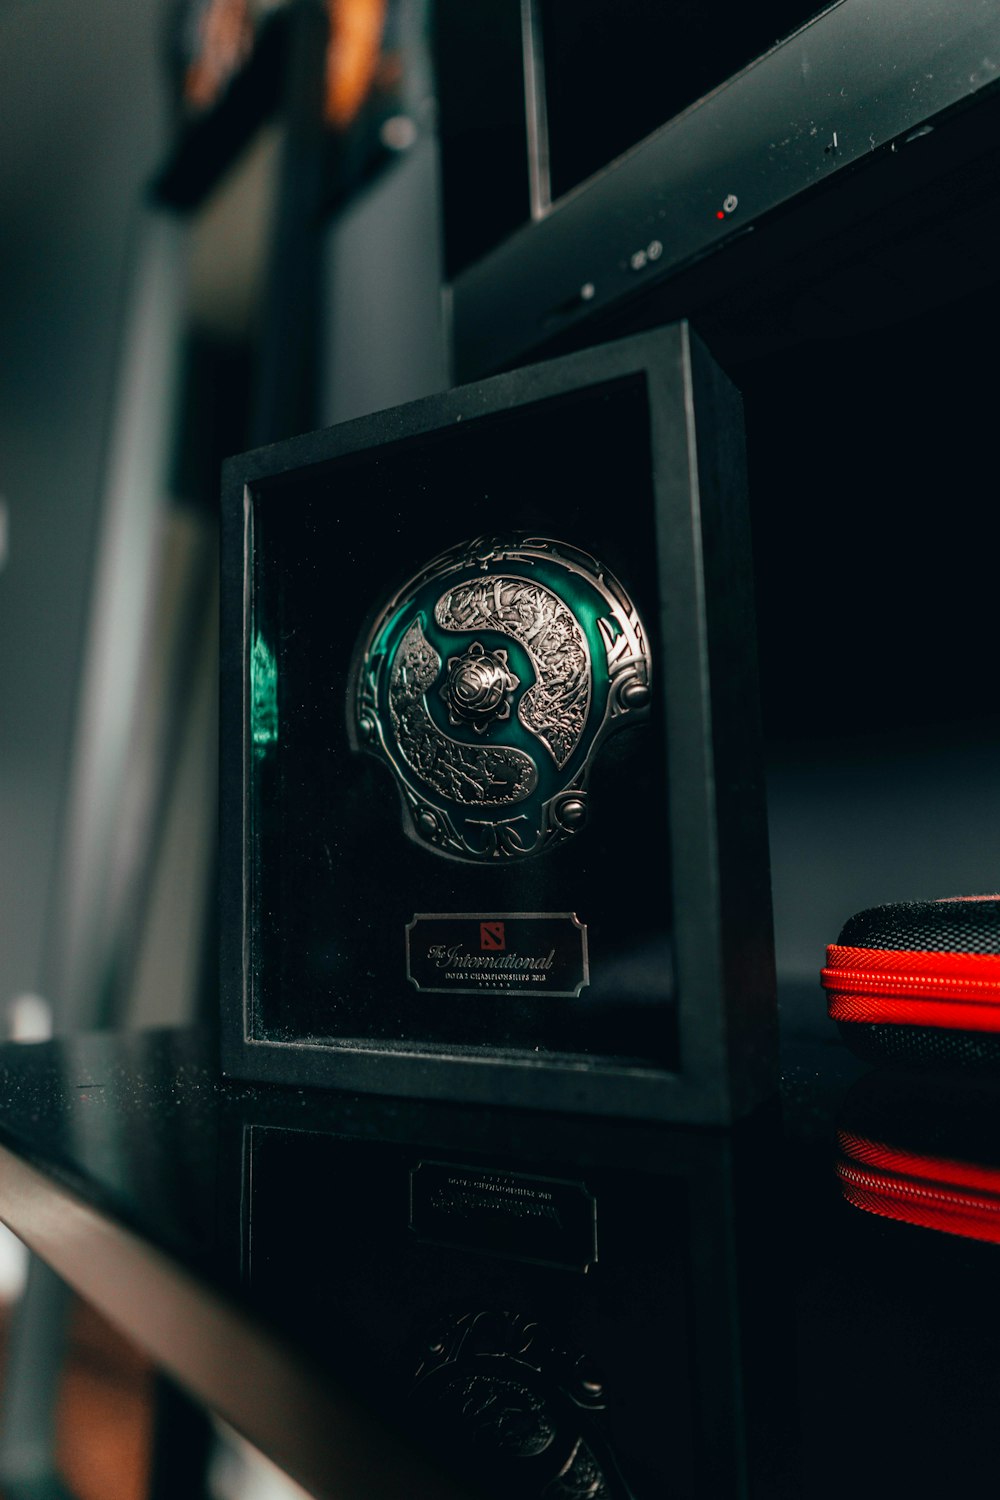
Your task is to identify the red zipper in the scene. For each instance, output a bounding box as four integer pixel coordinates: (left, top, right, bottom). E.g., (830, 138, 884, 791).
(836, 1132, 1000, 1244)
(838, 1131, 1000, 1195)
(822, 945, 1000, 1029)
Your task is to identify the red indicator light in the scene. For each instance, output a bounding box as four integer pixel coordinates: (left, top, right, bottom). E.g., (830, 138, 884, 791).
(716, 210, 725, 219)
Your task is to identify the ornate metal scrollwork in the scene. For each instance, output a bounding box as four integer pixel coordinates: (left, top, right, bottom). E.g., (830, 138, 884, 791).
(351, 535, 651, 863)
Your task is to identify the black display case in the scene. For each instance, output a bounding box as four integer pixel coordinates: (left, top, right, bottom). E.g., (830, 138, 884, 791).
(220, 324, 775, 1120)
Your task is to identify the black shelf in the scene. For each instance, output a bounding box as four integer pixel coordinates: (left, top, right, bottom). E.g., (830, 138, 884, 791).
(450, 0, 1000, 381)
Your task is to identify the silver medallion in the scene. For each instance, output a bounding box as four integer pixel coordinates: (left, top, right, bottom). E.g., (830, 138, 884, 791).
(351, 535, 651, 862)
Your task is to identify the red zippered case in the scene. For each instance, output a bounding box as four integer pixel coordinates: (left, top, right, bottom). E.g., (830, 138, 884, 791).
(821, 896, 1000, 1063)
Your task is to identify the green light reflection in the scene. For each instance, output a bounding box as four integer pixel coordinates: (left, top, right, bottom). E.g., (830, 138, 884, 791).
(251, 632, 278, 753)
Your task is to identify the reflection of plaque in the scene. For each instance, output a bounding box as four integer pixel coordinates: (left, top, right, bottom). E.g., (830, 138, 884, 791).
(231, 1103, 796, 1500)
(409, 1310, 636, 1499)
(352, 535, 651, 862)
(410, 1161, 597, 1270)
(220, 324, 776, 1121)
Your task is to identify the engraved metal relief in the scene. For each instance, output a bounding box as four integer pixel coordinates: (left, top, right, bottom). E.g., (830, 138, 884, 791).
(435, 578, 590, 768)
(389, 622, 537, 806)
(352, 535, 651, 863)
(441, 640, 520, 734)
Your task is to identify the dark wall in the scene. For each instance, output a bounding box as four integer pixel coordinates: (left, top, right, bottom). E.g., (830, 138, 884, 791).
(736, 296, 999, 980)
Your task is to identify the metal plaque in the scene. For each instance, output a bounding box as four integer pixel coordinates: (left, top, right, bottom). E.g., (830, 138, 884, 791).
(406, 912, 589, 997)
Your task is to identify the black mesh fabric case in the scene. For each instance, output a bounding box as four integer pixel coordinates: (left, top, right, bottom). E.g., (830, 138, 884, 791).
(821, 896, 1000, 1065)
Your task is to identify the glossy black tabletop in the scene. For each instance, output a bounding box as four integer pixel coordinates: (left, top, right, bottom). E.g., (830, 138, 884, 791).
(0, 994, 996, 1500)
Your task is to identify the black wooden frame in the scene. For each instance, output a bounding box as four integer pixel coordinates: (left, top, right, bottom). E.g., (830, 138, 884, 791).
(220, 323, 776, 1121)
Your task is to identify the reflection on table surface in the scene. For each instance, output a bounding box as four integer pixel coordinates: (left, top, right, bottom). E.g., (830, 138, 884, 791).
(0, 1009, 996, 1498)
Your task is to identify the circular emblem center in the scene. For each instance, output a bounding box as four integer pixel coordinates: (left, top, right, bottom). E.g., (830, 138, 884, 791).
(441, 642, 519, 734)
